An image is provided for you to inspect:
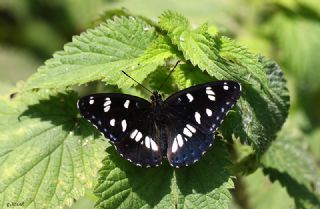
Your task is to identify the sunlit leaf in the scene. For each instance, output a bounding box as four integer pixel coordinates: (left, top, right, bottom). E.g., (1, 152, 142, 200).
(0, 89, 105, 209)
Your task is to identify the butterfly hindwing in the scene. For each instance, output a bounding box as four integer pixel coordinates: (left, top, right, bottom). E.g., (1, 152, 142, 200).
(77, 93, 163, 167)
(162, 115, 214, 167)
(164, 81, 241, 167)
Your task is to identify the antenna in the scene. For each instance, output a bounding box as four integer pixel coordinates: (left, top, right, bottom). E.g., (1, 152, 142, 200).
(121, 71, 153, 94)
(158, 60, 181, 91)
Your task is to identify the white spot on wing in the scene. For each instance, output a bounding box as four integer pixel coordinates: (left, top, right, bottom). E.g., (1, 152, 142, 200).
(124, 100, 130, 108)
(145, 136, 151, 149)
(150, 139, 158, 151)
(177, 134, 183, 144)
(89, 99, 94, 104)
(183, 127, 193, 137)
(103, 97, 111, 112)
(186, 93, 194, 102)
(206, 89, 215, 95)
(206, 108, 212, 116)
(110, 118, 115, 126)
(130, 129, 138, 139)
(104, 106, 110, 112)
(135, 131, 143, 142)
(104, 100, 111, 106)
(208, 95, 216, 101)
(223, 85, 229, 90)
(221, 107, 225, 113)
(172, 138, 178, 153)
(195, 112, 201, 124)
(177, 134, 184, 147)
(121, 120, 127, 132)
(186, 124, 196, 133)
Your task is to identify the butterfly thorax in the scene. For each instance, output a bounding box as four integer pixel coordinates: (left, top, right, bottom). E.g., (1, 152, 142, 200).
(150, 91, 167, 122)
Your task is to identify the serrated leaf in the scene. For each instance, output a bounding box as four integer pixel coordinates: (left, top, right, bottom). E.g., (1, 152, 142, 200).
(26, 17, 177, 90)
(159, 11, 290, 154)
(94, 139, 233, 209)
(171, 63, 212, 90)
(231, 56, 290, 153)
(0, 89, 105, 209)
(159, 11, 227, 80)
(261, 121, 320, 209)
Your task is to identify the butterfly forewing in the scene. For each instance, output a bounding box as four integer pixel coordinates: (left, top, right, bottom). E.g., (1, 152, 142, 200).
(77, 93, 163, 167)
(164, 81, 241, 167)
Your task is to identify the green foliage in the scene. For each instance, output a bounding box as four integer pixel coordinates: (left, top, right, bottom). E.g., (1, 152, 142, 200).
(0, 8, 296, 209)
(261, 118, 320, 209)
(242, 169, 295, 209)
(25, 17, 178, 90)
(159, 11, 289, 154)
(95, 140, 233, 209)
(0, 90, 105, 209)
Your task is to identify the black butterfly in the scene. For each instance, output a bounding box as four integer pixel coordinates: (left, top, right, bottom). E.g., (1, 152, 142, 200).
(77, 81, 241, 168)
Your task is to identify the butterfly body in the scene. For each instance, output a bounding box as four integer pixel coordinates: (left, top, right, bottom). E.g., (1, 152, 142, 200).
(77, 81, 241, 168)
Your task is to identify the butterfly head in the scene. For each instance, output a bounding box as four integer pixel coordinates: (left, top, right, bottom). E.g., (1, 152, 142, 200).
(150, 91, 165, 111)
(150, 91, 163, 102)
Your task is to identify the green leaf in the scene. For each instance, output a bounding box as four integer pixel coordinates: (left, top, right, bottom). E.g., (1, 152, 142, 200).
(159, 11, 228, 80)
(171, 63, 212, 90)
(261, 120, 320, 209)
(263, 168, 320, 209)
(241, 169, 295, 209)
(26, 17, 178, 90)
(94, 139, 234, 209)
(159, 11, 290, 154)
(0, 89, 105, 209)
(231, 56, 290, 153)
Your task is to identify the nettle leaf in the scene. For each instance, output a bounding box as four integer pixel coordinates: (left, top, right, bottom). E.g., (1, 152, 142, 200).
(0, 89, 105, 209)
(10, 10, 292, 209)
(94, 140, 233, 209)
(159, 11, 290, 154)
(26, 16, 177, 90)
(171, 64, 212, 90)
(231, 56, 290, 153)
(261, 125, 320, 209)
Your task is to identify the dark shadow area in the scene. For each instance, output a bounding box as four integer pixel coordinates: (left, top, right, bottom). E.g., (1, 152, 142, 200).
(263, 167, 320, 208)
(20, 91, 101, 139)
(95, 147, 173, 208)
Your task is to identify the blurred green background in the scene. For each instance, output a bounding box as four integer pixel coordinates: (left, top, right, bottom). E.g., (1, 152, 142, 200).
(1, 0, 319, 208)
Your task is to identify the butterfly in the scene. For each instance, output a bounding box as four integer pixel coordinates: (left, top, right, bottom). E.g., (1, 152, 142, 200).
(77, 80, 241, 168)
